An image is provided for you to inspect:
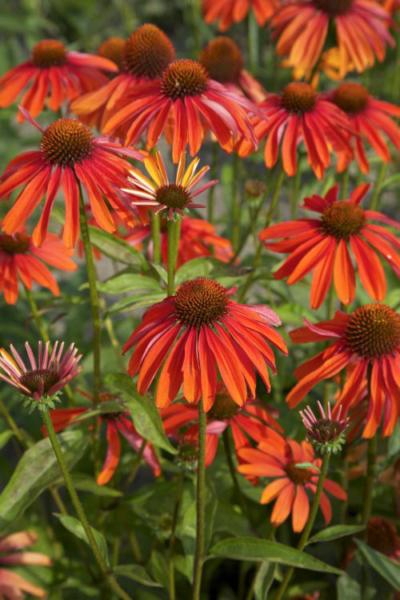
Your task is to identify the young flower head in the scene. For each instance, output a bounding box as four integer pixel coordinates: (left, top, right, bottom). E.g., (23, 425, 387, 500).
(271, 1, 394, 80)
(287, 303, 400, 437)
(123, 151, 217, 219)
(199, 37, 267, 102)
(0, 341, 81, 403)
(0, 39, 117, 121)
(328, 82, 400, 173)
(101, 57, 257, 162)
(45, 390, 160, 485)
(260, 183, 400, 308)
(0, 530, 52, 599)
(72, 24, 176, 129)
(123, 277, 287, 410)
(238, 429, 347, 532)
(97, 36, 126, 70)
(202, 0, 278, 31)
(126, 216, 234, 266)
(300, 401, 348, 455)
(239, 82, 352, 179)
(0, 231, 76, 304)
(0, 113, 142, 247)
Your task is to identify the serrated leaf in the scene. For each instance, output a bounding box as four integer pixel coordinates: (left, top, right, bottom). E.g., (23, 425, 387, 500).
(89, 227, 146, 268)
(98, 273, 161, 295)
(209, 537, 343, 575)
(355, 539, 400, 590)
(308, 525, 365, 545)
(54, 513, 109, 566)
(114, 564, 161, 587)
(105, 373, 176, 454)
(0, 430, 88, 532)
(175, 258, 213, 284)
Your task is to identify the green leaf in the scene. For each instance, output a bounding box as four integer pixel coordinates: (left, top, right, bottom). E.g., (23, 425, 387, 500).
(355, 539, 400, 590)
(0, 430, 88, 532)
(254, 562, 275, 600)
(105, 373, 176, 454)
(175, 258, 213, 284)
(337, 574, 362, 600)
(209, 537, 343, 575)
(89, 227, 146, 269)
(72, 474, 122, 498)
(54, 513, 109, 566)
(0, 430, 13, 449)
(98, 273, 161, 295)
(114, 564, 161, 588)
(108, 292, 164, 315)
(308, 525, 365, 545)
(380, 174, 400, 191)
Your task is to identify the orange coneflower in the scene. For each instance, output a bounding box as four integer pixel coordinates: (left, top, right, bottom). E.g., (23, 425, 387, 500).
(101, 58, 257, 162)
(260, 183, 400, 308)
(0, 230, 76, 304)
(287, 303, 400, 437)
(0, 530, 52, 599)
(0, 39, 117, 121)
(123, 277, 287, 410)
(271, 0, 394, 80)
(238, 428, 346, 532)
(72, 24, 176, 129)
(199, 37, 267, 103)
(123, 151, 217, 220)
(0, 112, 142, 248)
(126, 216, 234, 266)
(45, 390, 160, 485)
(97, 37, 126, 70)
(327, 82, 400, 174)
(239, 82, 352, 179)
(202, 0, 279, 30)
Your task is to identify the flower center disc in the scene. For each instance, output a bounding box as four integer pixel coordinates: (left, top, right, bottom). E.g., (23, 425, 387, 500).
(321, 201, 365, 239)
(161, 60, 208, 100)
(123, 24, 175, 79)
(20, 368, 59, 396)
(41, 119, 93, 166)
(345, 304, 400, 358)
(367, 518, 399, 556)
(313, 0, 353, 15)
(32, 40, 67, 68)
(209, 392, 240, 420)
(310, 418, 343, 443)
(332, 82, 369, 114)
(175, 278, 228, 327)
(281, 82, 317, 113)
(156, 184, 190, 209)
(0, 233, 30, 254)
(200, 37, 244, 84)
(98, 37, 126, 70)
(286, 462, 314, 485)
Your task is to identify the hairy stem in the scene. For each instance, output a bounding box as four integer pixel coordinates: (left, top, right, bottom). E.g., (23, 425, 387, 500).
(167, 217, 181, 296)
(192, 402, 207, 600)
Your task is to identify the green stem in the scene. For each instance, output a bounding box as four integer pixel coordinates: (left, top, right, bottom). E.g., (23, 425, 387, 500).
(167, 217, 181, 296)
(207, 144, 218, 224)
(341, 170, 350, 198)
(41, 409, 131, 600)
(289, 169, 301, 219)
(370, 162, 388, 211)
(248, 10, 259, 73)
(231, 154, 241, 252)
(361, 435, 377, 528)
(274, 456, 331, 600)
(223, 430, 247, 516)
(24, 286, 49, 343)
(238, 169, 285, 302)
(192, 402, 207, 600)
(151, 213, 161, 264)
(168, 475, 184, 600)
(79, 193, 102, 403)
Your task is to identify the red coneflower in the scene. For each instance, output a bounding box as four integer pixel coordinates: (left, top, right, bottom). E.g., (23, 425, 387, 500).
(328, 82, 400, 173)
(126, 216, 234, 266)
(123, 151, 217, 219)
(0, 39, 117, 121)
(123, 277, 287, 410)
(287, 304, 400, 437)
(199, 37, 267, 103)
(0, 112, 142, 247)
(72, 24, 176, 129)
(239, 82, 352, 179)
(46, 391, 160, 485)
(260, 184, 400, 308)
(0, 231, 76, 304)
(238, 428, 346, 532)
(97, 36, 126, 70)
(0, 530, 52, 599)
(102, 58, 257, 162)
(202, 0, 278, 31)
(366, 517, 400, 560)
(271, 0, 394, 80)
(0, 340, 81, 401)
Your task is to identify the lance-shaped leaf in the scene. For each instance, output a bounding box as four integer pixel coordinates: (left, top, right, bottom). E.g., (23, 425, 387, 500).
(89, 226, 147, 269)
